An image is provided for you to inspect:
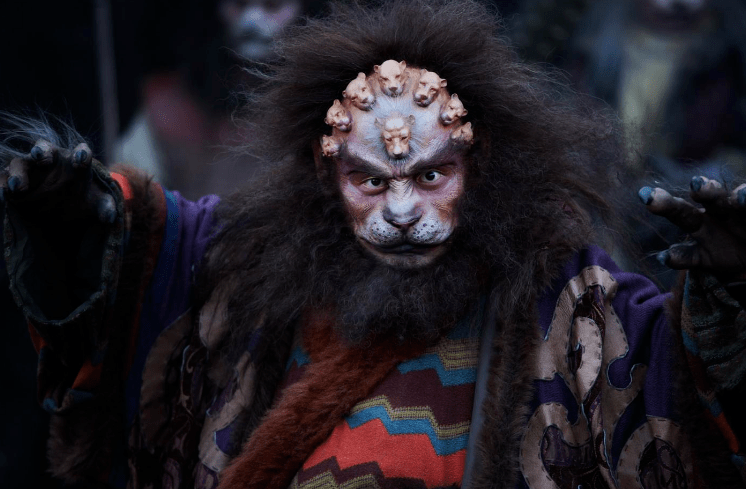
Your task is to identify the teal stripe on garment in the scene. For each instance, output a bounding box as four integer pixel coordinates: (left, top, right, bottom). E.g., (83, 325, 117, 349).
(397, 354, 477, 386)
(346, 406, 470, 456)
(286, 345, 311, 370)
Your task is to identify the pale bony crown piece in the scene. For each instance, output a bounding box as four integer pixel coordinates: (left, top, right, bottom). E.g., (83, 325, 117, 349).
(322, 60, 474, 159)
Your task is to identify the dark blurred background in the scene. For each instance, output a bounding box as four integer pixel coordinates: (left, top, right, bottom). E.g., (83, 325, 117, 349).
(3, 0, 745, 487)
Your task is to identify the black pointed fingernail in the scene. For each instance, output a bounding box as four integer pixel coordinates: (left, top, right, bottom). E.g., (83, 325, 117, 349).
(99, 201, 116, 224)
(738, 187, 746, 207)
(638, 187, 654, 205)
(691, 176, 704, 192)
(7, 176, 20, 193)
(657, 250, 670, 267)
(75, 149, 88, 165)
(30, 146, 45, 160)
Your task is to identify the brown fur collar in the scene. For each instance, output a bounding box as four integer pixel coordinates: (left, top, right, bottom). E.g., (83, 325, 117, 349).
(217, 309, 425, 489)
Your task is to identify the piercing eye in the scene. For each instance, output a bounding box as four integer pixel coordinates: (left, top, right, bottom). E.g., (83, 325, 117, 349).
(362, 177, 386, 190)
(419, 170, 443, 185)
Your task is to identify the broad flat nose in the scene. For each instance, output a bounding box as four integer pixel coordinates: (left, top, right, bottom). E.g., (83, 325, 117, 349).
(382, 208, 421, 231)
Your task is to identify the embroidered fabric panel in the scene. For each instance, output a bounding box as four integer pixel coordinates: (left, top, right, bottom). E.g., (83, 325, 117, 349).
(292, 319, 480, 488)
(521, 248, 692, 489)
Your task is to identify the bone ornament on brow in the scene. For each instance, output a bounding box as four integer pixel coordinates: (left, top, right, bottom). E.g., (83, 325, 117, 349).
(322, 60, 474, 158)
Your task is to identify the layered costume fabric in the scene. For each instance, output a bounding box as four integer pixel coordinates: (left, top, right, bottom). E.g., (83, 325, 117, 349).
(4, 171, 744, 488)
(2, 1, 746, 488)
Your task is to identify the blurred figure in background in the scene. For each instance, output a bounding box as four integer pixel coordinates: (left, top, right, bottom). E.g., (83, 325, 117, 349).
(509, 0, 746, 287)
(115, 0, 327, 200)
(570, 0, 746, 179)
(570, 0, 746, 286)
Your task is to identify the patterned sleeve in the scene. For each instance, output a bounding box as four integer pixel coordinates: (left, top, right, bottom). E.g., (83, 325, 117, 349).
(521, 246, 746, 488)
(124, 188, 220, 430)
(522, 246, 692, 488)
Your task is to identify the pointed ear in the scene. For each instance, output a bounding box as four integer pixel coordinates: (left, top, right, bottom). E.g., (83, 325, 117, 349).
(462, 109, 468, 116)
(374, 117, 383, 129)
(440, 79, 447, 88)
(399, 60, 407, 70)
(373, 65, 380, 73)
(451, 93, 459, 100)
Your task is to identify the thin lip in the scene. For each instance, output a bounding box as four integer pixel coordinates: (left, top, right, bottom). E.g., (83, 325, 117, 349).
(370, 242, 440, 254)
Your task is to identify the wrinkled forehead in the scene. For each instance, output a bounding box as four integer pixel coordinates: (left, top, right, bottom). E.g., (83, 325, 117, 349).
(345, 95, 453, 167)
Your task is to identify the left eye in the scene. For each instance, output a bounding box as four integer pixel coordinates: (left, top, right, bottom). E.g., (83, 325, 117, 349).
(419, 170, 442, 183)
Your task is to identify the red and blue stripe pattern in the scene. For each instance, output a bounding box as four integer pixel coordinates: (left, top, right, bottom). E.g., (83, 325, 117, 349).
(291, 320, 480, 488)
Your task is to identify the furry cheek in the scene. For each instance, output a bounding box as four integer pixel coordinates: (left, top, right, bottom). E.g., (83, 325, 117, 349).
(409, 215, 454, 243)
(360, 214, 403, 244)
(341, 195, 399, 245)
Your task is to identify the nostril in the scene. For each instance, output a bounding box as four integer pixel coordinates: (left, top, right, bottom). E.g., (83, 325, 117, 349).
(382, 208, 422, 230)
(389, 216, 420, 230)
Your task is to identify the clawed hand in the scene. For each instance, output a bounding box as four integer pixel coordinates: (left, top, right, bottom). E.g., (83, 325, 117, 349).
(0, 140, 116, 224)
(640, 176, 746, 281)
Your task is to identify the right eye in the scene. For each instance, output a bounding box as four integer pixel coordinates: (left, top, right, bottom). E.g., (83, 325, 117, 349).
(360, 177, 387, 193)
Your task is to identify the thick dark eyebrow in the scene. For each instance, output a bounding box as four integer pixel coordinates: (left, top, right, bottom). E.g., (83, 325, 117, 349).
(342, 148, 460, 178)
(342, 157, 393, 178)
(403, 158, 456, 176)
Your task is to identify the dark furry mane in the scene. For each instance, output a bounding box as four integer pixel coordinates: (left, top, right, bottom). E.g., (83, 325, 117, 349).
(197, 0, 626, 436)
(237, 0, 621, 168)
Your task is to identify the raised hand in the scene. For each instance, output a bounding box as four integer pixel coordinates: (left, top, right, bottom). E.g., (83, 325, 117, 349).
(639, 177, 746, 281)
(1, 140, 116, 224)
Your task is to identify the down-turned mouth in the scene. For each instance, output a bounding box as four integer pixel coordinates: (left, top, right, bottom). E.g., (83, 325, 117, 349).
(369, 241, 441, 254)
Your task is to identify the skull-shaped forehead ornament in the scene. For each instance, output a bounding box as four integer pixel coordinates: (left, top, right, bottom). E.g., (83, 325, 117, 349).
(321, 61, 473, 160)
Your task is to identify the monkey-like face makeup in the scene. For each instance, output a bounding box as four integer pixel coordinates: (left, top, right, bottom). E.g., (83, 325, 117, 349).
(319, 61, 473, 268)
